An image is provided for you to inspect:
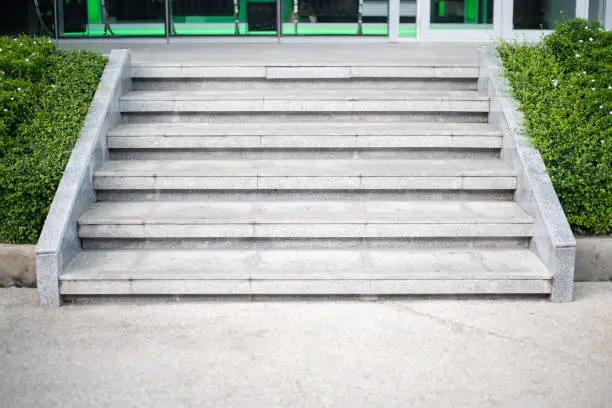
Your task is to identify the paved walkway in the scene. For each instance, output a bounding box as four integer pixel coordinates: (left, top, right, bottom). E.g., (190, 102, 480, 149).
(57, 42, 483, 66)
(2, 284, 611, 408)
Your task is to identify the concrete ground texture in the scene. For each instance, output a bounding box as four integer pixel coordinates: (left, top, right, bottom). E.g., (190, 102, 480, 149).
(1, 284, 612, 408)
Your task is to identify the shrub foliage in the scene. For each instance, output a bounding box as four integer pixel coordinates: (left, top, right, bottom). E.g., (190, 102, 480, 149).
(0, 36, 107, 244)
(498, 19, 612, 235)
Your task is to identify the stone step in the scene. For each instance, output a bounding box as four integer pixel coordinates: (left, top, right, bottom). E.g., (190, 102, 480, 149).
(108, 122, 502, 149)
(107, 122, 503, 160)
(132, 78, 477, 92)
(93, 159, 516, 192)
(119, 90, 489, 114)
(130, 64, 479, 80)
(59, 248, 551, 296)
(78, 201, 534, 240)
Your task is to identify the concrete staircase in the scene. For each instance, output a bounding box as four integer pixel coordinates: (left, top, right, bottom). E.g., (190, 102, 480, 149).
(59, 61, 552, 298)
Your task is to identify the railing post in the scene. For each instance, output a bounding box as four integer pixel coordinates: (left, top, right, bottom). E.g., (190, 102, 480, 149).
(234, 0, 240, 35)
(53, 0, 63, 38)
(164, 0, 171, 42)
(358, 0, 363, 34)
(293, 0, 299, 35)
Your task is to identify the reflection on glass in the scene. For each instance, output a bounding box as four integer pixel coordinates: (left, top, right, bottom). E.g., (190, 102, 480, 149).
(59, 0, 167, 37)
(430, 0, 493, 27)
(171, 0, 278, 36)
(1, 0, 54, 36)
(283, 0, 388, 36)
(513, 0, 575, 30)
(399, 0, 416, 37)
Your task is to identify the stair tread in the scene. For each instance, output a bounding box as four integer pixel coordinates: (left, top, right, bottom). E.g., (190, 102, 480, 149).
(61, 248, 551, 281)
(121, 90, 488, 101)
(79, 201, 533, 225)
(108, 122, 502, 137)
(95, 159, 514, 177)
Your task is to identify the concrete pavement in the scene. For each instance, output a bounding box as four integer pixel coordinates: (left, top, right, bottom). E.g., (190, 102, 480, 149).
(58, 42, 483, 66)
(1, 284, 612, 408)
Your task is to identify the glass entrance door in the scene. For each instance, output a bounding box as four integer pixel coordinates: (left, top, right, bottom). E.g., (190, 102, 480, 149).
(169, 0, 389, 36)
(282, 0, 389, 35)
(171, 0, 279, 36)
(56, 0, 389, 37)
(418, 0, 501, 40)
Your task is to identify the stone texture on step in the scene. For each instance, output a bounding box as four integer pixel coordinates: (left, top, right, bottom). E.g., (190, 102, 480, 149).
(59, 248, 551, 295)
(123, 113, 488, 124)
(61, 249, 550, 280)
(107, 122, 502, 150)
(60, 279, 552, 295)
(93, 159, 516, 191)
(121, 90, 488, 101)
(130, 65, 479, 79)
(77, 201, 534, 239)
(119, 90, 489, 113)
(132, 78, 478, 92)
(109, 122, 501, 137)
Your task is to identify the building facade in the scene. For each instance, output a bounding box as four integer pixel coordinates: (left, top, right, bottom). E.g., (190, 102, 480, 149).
(2, 0, 611, 41)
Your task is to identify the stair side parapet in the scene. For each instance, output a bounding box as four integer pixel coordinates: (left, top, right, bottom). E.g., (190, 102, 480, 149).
(35, 49, 132, 308)
(478, 46, 576, 302)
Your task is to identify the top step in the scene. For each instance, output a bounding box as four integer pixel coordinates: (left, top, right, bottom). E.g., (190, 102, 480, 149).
(131, 65, 479, 80)
(130, 43, 481, 68)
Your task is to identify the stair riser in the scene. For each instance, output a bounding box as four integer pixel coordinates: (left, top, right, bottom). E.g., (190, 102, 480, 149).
(107, 135, 502, 149)
(130, 66, 479, 80)
(78, 224, 533, 240)
(93, 176, 516, 192)
(120, 100, 489, 114)
(96, 190, 514, 202)
(132, 78, 478, 92)
(121, 112, 489, 124)
(59, 279, 552, 296)
(108, 148, 500, 161)
(81, 237, 531, 250)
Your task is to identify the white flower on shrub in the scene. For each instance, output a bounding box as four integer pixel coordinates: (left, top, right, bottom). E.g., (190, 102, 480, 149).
(17, 87, 21, 91)
(592, 79, 596, 82)
(591, 88, 596, 91)
(579, 40, 583, 43)
(25, 58, 29, 62)
(585, 26, 589, 29)
(589, 38, 593, 41)
(552, 79, 559, 87)
(575, 54, 581, 57)
(3, 109, 7, 112)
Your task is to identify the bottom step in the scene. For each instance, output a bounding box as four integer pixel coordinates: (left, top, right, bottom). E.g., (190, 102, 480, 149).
(60, 249, 552, 296)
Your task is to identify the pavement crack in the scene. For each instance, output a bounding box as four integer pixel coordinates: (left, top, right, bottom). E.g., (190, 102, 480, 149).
(382, 302, 602, 365)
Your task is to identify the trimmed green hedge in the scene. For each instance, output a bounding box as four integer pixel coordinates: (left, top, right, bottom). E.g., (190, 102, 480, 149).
(498, 19, 612, 235)
(0, 36, 107, 244)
